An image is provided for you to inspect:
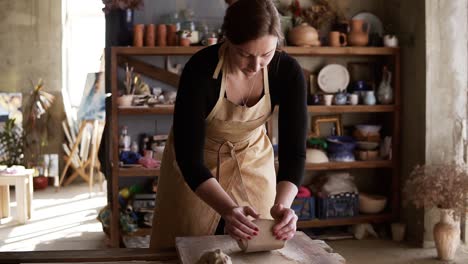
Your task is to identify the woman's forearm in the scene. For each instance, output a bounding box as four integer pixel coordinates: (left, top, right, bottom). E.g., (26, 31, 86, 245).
(195, 178, 238, 216)
(274, 181, 298, 208)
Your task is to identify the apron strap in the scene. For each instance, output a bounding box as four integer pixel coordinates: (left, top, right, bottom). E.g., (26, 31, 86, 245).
(263, 66, 270, 96)
(207, 44, 228, 122)
(216, 140, 252, 205)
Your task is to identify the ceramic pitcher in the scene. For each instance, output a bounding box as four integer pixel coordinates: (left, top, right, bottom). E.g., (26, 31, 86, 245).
(348, 19, 369, 46)
(377, 66, 393, 104)
(364, 91, 376, 105)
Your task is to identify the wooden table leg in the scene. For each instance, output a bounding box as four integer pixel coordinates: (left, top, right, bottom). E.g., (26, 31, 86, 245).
(15, 177, 27, 224)
(0, 185, 10, 218)
(27, 173, 33, 219)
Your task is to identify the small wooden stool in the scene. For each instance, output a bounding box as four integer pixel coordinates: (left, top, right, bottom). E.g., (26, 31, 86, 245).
(0, 169, 34, 224)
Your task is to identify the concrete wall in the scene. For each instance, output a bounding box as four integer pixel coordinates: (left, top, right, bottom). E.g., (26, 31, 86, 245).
(0, 0, 64, 169)
(423, 0, 468, 247)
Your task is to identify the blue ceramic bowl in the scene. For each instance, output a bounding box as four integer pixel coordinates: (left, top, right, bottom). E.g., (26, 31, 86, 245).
(326, 136, 357, 162)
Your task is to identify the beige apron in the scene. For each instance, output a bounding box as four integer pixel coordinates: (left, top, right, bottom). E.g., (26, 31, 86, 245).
(150, 44, 276, 250)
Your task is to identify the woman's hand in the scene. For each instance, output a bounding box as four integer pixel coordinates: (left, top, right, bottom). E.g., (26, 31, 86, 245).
(222, 206, 260, 241)
(270, 203, 298, 241)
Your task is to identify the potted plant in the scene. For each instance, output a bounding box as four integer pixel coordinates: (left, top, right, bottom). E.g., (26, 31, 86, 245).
(23, 79, 55, 190)
(0, 118, 24, 167)
(403, 163, 468, 261)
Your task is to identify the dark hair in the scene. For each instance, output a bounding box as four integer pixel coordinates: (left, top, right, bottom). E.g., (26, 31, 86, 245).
(222, 0, 283, 45)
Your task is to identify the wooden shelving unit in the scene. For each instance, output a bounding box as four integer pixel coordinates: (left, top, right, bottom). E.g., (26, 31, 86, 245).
(118, 104, 396, 116)
(112, 46, 399, 56)
(110, 46, 401, 248)
(124, 227, 152, 237)
(118, 105, 174, 115)
(297, 213, 392, 228)
(119, 167, 161, 177)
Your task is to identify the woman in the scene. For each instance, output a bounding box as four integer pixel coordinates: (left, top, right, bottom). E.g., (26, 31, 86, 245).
(150, 0, 306, 250)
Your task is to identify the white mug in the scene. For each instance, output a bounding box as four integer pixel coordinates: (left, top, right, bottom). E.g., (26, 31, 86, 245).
(323, 94, 333, 106)
(348, 93, 359, 105)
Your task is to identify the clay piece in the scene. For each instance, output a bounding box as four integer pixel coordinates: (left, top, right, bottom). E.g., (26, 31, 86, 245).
(196, 249, 232, 264)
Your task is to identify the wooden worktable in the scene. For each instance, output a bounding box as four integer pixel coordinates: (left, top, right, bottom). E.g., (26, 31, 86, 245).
(0, 233, 345, 263)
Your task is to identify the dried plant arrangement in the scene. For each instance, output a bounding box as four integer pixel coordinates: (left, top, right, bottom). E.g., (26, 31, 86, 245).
(275, 0, 343, 28)
(102, 0, 144, 14)
(403, 163, 468, 219)
(302, 0, 337, 29)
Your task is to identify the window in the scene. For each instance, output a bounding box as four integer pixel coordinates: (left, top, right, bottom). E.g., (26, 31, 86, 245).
(62, 0, 105, 121)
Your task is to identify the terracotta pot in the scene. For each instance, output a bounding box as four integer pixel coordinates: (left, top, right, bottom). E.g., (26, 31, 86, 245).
(33, 176, 48, 190)
(156, 24, 167, 47)
(166, 24, 177, 46)
(133, 24, 144, 47)
(179, 37, 190, 47)
(287, 23, 320, 47)
(145, 24, 155, 47)
(433, 209, 460, 261)
(348, 19, 369, 46)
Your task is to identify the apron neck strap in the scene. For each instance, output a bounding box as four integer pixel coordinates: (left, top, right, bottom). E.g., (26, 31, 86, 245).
(212, 43, 227, 80)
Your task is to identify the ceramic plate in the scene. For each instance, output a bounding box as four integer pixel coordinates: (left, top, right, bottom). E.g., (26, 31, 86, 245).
(352, 12, 384, 36)
(318, 64, 350, 93)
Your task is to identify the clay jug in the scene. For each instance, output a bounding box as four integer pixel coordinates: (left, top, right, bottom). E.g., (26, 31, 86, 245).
(287, 23, 320, 47)
(433, 209, 460, 261)
(377, 66, 393, 104)
(348, 19, 369, 46)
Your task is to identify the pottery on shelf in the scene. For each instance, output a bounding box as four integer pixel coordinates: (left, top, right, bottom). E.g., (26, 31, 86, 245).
(348, 19, 369, 47)
(363, 90, 377, 105)
(434, 209, 460, 261)
(377, 66, 394, 104)
(383, 34, 399, 47)
(326, 136, 357, 162)
(333, 91, 348, 105)
(359, 193, 387, 214)
(306, 149, 329, 163)
(287, 23, 320, 47)
(117, 94, 133, 107)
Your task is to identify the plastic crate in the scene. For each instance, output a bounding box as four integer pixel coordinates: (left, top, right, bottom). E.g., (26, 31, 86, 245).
(317, 192, 359, 219)
(291, 197, 315, 220)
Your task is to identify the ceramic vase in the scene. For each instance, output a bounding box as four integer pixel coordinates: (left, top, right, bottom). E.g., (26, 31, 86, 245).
(433, 209, 460, 261)
(377, 67, 394, 104)
(363, 91, 376, 105)
(348, 19, 369, 46)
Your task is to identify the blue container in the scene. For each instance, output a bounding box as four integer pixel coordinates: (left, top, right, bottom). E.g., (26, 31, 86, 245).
(326, 136, 357, 162)
(317, 192, 359, 219)
(292, 197, 315, 220)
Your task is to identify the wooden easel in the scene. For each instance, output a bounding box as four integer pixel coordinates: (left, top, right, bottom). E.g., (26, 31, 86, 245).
(58, 120, 105, 195)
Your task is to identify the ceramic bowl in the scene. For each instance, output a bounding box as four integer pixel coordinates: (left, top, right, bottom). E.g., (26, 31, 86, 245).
(359, 192, 387, 214)
(356, 141, 379, 150)
(306, 149, 329, 163)
(326, 136, 357, 162)
(326, 136, 357, 153)
(117, 95, 134, 107)
(355, 125, 382, 135)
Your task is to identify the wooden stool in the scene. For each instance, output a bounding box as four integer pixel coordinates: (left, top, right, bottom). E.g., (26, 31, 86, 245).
(0, 169, 34, 224)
